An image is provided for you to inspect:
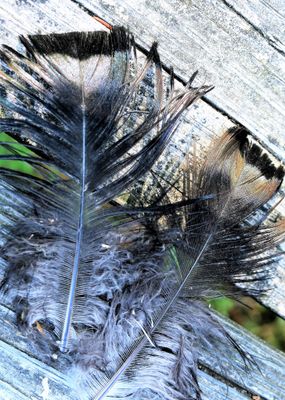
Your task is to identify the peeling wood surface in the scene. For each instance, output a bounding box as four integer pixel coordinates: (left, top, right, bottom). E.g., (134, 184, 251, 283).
(0, 0, 285, 399)
(224, 0, 285, 54)
(78, 0, 285, 161)
(0, 0, 103, 47)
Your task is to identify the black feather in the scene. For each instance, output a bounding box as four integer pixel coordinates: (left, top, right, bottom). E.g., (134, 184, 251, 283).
(0, 27, 284, 400)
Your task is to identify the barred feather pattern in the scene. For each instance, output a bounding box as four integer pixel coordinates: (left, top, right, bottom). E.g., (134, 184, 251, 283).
(0, 27, 284, 400)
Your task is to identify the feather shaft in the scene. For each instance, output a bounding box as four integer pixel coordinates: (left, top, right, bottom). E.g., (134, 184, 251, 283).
(60, 87, 87, 352)
(93, 234, 212, 399)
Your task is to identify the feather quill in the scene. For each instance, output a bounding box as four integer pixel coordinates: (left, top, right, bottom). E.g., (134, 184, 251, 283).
(0, 27, 284, 400)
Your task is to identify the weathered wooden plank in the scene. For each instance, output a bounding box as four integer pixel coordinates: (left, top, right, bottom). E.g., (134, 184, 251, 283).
(0, 306, 77, 400)
(0, 379, 30, 400)
(77, 0, 285, 162)
(0, 0, 104, 49)
(224, 0, 285, 54)
(0, 307, 75, 399)
(201, 312, 285, 399)
(0, 368, 250, 400)
(263, 259, 285, 318)
(0, 341, 76, 400)
(198, 371, 249, 400)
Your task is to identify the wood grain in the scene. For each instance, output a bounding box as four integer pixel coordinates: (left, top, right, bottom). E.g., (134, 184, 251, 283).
(77, 0, 285, 162)
(223, 0, 285, 55)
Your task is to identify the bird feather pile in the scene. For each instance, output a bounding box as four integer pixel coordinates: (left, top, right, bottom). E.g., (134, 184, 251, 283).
(0, 26, 284, 400)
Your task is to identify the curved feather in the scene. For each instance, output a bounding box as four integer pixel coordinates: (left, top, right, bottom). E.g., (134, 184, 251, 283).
(82, 128, 285, 400)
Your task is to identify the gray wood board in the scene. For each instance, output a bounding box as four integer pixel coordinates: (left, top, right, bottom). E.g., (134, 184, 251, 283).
(0, 0, 104, 47)
(78, 0, 285, 161)
(223, 0, 285, 54)
(0, 303, 284, 399)
(0, 307, 75, 400)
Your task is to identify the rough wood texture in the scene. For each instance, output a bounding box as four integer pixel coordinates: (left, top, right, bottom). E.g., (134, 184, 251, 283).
(0, 0, 104, 47)
(0, 0, 285, 399)
(78, 0, 285, 161)
(224, 0, 285, 54)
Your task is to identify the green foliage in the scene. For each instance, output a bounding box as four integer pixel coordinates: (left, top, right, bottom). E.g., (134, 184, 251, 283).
(0, 132, 37, 174)
(210, 297, 285, 352)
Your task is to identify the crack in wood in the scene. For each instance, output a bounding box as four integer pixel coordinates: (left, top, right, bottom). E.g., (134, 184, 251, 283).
(220, 0, 285, 57)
